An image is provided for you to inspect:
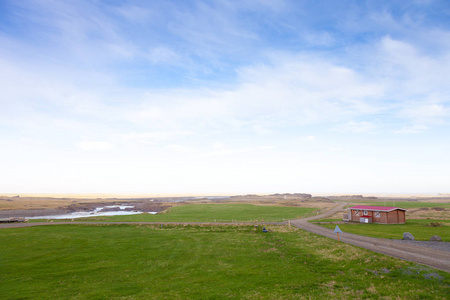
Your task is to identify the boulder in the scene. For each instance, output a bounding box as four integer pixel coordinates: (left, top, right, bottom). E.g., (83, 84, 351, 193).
(429, 235, 442, 242)
(403, 232, 415, 240)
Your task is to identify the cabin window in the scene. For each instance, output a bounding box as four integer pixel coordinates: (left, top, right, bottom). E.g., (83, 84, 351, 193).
(355, 210, 360, 216)
(363, 210, 368, 215)
(375, 211, 380, 218)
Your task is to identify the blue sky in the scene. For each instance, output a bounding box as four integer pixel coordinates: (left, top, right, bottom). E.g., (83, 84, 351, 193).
(1, 0, 449, 195)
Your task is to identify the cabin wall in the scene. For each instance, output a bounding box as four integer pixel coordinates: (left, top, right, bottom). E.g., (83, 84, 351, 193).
(373, 212, 388, 224)
(387, 211, 398, 224)
(399, 210, 405, 223)
(387, 210, 405, 224)
(350, 210, 359, 221)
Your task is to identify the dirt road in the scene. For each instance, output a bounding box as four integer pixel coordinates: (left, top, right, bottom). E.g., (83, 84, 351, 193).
(289, 202, 450, 272)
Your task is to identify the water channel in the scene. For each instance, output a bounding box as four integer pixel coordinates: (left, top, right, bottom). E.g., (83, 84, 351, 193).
(27, 205, 156, 219)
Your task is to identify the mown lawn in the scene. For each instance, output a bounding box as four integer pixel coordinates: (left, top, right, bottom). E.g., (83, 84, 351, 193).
(0, 224, 448, 299)
(31, 203, 317, 223)
(316, 219, 450, 241)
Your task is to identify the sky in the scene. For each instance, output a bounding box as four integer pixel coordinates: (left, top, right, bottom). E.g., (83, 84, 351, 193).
(1, 0, 449, 195)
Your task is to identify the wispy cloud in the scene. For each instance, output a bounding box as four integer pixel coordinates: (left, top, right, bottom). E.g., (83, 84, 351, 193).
(332, 121, 378, 134)
(116, 131, 195, 146)
(77, 141, 113, 151)
(394, 125, 429, 134)
(1, 0, 450, 194)
(205, 143, 274, 157)
(401, 103, 449, 124)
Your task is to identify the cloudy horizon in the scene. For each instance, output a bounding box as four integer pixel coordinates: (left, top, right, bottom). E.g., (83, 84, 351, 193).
(1, 0, 449, 195)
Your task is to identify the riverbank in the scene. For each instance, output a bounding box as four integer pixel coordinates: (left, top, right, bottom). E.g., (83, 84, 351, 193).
(0, 200, 170, 219)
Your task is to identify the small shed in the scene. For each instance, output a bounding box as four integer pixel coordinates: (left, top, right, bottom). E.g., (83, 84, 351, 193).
(348, 205, 407, 224)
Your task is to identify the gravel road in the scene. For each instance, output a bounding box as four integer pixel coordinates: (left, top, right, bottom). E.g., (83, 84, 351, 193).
(289, 202, 450, 273)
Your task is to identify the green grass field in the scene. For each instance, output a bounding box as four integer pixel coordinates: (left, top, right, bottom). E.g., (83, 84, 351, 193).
(344, 201, 450, 209)
(31, 203, 317, 223)
(1, 224, 448, 299)
(316, 220, 450, 241)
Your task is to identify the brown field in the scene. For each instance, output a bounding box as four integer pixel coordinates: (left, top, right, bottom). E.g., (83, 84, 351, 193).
(0, 196, 127, 211)
(0, 193, 333, 212)
(1, 193, 448, 220)
(404, 208, 450, 220)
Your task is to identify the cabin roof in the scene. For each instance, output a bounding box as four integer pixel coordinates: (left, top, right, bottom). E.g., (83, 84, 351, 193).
(349, 205, 407, 212)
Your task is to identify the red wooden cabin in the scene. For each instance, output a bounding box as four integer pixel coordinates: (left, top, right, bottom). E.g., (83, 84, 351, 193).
(348, 205, 406, 224)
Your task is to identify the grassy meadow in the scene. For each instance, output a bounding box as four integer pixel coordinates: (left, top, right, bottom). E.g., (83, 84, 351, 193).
(31, 203, 317, 223)
(1, 224, 448, 299)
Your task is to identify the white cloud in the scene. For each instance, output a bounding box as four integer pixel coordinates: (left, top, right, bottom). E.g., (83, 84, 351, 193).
(119, 54, 386, 140)
(112, 4, 153, 24)
(166, 144, 198, 155)
(332, 121, 378, 134)
(205, 143, 274, 157)
(292, 136, 316, 144)
(116, 131, 194, 145)
(302, 31, 335, 46)
(376, 36, 450, 96)
(145, 46, 180, 64)
(2, 33, 449, 150)
(76, 141, 112, 151)
(402, 103, 448, 123)
(1, 1, 450, 194)
(326, 147, 344, 153)
(394, 124, 429, 134)
(251, 124, 275, 135)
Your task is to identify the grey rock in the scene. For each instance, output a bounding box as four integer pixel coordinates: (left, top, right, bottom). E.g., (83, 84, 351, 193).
(429, 235, 442, 242)
(403, 232, 415, 240)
